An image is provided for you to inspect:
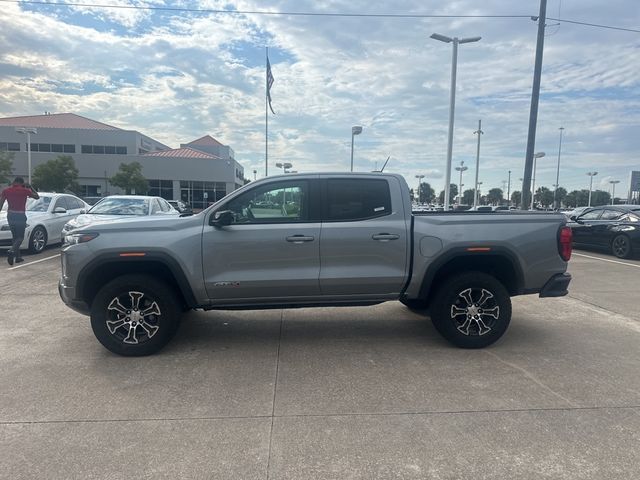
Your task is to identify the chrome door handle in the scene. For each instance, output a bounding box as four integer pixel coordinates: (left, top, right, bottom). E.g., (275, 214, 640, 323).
(286, 235, 315, 243)
(372, 233, 400, 241)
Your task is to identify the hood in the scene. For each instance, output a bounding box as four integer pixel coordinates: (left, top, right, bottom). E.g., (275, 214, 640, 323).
(67, 212, 193, 232)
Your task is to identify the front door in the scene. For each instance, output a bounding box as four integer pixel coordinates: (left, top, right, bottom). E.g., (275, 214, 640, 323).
(202, 179, 321, 303)
(319, 177, 409, 296)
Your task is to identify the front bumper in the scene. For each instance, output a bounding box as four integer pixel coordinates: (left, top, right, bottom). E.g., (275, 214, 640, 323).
(539, 273, 572, 298)
(58, 278, 90, 316)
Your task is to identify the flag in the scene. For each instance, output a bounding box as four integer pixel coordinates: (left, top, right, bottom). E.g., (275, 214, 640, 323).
(266, 56, 275, 114)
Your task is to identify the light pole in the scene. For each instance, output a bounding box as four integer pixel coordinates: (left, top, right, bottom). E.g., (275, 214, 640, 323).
(415, 174, 425, 203)
(275, 162, 292, 174)
(455, 160, 468, 205)
(507, 170, 512, 206)
(350, 126, 363, 172)
(15, 127, 37, 184)
(473, 119, 483, 208)
(553, 127, 564, 209)
(587, 172, 598, 206)
(610, 180, 620, 205)
(430, 32, 481, 211)
(477, 181, 483, 205)
(530, 151, 546, 210)
(253, 169, 257, 181)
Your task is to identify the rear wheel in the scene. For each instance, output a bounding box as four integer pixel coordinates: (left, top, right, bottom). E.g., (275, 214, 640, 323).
(90, 274, 182, 356)
(611, 234, 632, 259)
(430, 272, 511, 348)
(28, 226, 47, 253)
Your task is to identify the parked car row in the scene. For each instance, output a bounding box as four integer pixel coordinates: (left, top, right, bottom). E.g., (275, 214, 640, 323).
(1, 194, 189, 254)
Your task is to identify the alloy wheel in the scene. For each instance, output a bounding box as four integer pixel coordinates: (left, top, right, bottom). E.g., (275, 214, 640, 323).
(32, 228, 46, 252)
(450, 287, 500, 336)
(106, 291, 161, 345)
(612, 236, 630, 258)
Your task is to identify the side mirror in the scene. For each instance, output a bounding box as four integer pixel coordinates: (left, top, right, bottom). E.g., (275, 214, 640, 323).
(53, 207, 67, 214)
(569, 215, 577, 221)
(210, 210, 233, 227)
(80, 209, 87, 214)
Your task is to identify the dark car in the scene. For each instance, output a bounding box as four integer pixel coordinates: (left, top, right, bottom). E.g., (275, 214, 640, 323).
(168, 199, 193, 215)
(568, 205, 640, 259)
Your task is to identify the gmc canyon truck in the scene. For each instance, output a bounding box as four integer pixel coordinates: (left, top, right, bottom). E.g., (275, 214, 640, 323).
(59, 173, 572, 356)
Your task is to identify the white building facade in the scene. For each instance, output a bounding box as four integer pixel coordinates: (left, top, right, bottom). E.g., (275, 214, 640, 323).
(0, 113, 245, 209)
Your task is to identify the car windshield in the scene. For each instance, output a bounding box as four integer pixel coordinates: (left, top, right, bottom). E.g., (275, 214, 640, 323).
(26, 196, 52, 212)
(88, 198, 149, 215)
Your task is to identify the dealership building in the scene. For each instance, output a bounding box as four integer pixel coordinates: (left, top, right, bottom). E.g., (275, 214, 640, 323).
(0, 113, 245, 209)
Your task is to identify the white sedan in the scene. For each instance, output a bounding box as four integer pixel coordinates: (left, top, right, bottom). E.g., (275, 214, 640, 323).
(62, 195, 179, 236)
(0, 193, 90, 254)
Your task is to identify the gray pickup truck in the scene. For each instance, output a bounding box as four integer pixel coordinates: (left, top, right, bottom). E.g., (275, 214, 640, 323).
(59, 173, 572, 356)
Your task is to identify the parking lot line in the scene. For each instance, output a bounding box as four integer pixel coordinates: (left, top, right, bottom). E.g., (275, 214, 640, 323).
(7, 253, 61, 270)
(573, 252, 640, 269)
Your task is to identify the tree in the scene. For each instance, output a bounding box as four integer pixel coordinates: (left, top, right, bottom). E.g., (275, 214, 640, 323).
(554, 187, 567, 208)
(32, 155, 79, 192)
(590, 190, 611, 206)
(462, 189, 475, 205)
(438, 184, 458, 205)
(535, 186, 554, 208)
(565, 190, 589, 208)
(0, 151, 14, 185)
(418, 182, 435, 204)
(511, 191, 521, 208)
(487, 188, 504, 205)
(110, 162, 148, 195)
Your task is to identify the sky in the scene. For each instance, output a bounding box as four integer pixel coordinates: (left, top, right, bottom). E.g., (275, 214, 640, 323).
(1, 0, 639, 198)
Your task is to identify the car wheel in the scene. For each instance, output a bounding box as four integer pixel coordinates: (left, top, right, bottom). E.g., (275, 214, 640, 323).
(90, 274, 182, 356)
(28, 226, 48, 253)
(430, 272, 512, 349)
(611, 234, 632, 259)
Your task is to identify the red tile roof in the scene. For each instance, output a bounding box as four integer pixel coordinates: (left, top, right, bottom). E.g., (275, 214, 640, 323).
(185, 135, 224, 147)
(142, 147, 221, 159)
(0, 113, 122, 130)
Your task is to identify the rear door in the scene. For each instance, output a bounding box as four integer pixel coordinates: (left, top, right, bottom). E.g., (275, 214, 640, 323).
(202, 178, 322, 302)
(597, 209, 625, 246)
(319, 176, 409, 296)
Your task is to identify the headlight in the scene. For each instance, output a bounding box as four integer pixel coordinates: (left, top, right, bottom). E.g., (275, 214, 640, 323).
(64, 232, 99, 245)
(63, 223, 75, 232)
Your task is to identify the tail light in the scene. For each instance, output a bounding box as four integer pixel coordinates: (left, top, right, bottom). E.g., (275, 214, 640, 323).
(559, 226, 572, 261)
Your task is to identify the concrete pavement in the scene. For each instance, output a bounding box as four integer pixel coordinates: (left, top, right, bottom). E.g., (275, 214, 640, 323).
(1, 247, 639, 479)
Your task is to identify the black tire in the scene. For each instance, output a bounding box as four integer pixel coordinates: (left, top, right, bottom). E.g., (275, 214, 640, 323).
(611, 234, 632, 259)
(399, 297, 429, 311)
(90, 274, 182, 356)
(28, 226, 48, 253)
(430, 272, 511, 349)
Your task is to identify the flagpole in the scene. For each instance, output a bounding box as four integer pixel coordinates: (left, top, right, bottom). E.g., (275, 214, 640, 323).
(265, 47, 268, 177)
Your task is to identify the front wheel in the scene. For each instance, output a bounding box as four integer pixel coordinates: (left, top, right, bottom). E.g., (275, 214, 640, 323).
(430, 272, 511, 349)
(90, 275, 182, 356)
(611, 234, 632, 259)
(28, 226, 48, 253)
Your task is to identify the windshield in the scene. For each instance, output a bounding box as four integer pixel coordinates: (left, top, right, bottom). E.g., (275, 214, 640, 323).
(88, 198, 149, 216)
(26, 196, 52, 212)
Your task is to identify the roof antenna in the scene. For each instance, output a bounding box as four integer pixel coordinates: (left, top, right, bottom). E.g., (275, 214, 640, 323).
(379, 156, 390, 172)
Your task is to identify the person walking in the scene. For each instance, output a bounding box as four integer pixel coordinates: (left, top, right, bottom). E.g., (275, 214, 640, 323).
(0, 177, 39, 265)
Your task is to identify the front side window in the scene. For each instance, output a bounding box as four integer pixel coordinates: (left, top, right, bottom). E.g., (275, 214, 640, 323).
(326, 179, 392, 221)
(225, 182, 308, 223)
(579, 209, 602, 221)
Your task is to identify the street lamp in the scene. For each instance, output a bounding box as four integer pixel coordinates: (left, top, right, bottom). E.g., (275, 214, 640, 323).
(253, 169, 257, 181)
(553, 127, 564, 209)
(610, 180, 620, 205)
(415, 174, 425, 203)
(455, 160, 468, 205)
(586, 172, 598, 206)
(350, 126, 363, 172)
(530, 151, 546, 210)
(275, 162, 292, 174)
(477, 181, 483, 205)
(473, 120, 483, 208)
(430, 32, 481, 211)
(15, 127, 37, 184)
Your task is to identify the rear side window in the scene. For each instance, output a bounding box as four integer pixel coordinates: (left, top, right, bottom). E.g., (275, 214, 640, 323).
(600, 210, 624, 220)
(326, 179, 392, 221)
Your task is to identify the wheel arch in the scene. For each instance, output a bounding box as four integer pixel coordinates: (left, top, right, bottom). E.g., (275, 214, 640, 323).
(418, 249, 524, 308)
(77, 254, 198, 310)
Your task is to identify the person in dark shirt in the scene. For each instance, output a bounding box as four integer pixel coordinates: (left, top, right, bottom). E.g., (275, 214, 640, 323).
(0, 177, 40, 265)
